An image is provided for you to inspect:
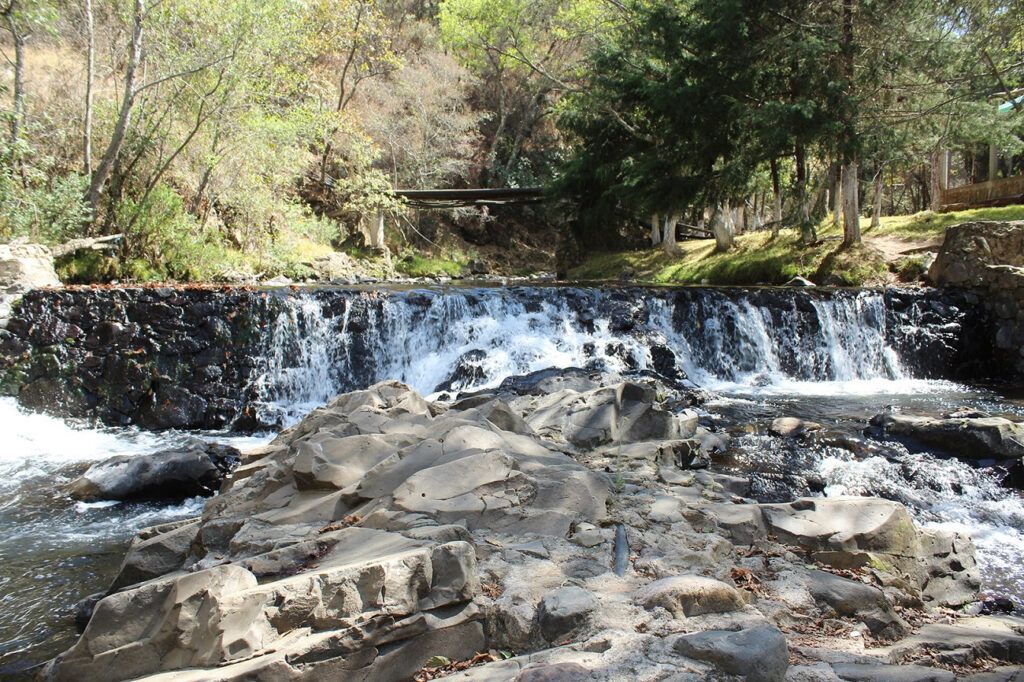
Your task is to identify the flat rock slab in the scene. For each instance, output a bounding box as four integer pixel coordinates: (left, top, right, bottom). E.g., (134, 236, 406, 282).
(871, 412, 1024, 460)
(673, 625, 789, 682)
(831, 663, 955, 682)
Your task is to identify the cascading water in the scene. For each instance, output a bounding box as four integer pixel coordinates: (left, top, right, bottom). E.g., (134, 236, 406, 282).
(249, 286, 953, 421)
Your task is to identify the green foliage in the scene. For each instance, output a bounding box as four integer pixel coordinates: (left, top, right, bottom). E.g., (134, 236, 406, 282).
(0, 169, 90, 243)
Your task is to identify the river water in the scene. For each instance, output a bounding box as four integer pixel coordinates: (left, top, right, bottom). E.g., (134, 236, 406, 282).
(1, 285, 1022, 674)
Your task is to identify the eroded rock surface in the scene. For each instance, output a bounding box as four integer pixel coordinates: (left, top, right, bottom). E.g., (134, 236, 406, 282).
(44, 378, 1010, 681)
(871, 411, 1024, 460)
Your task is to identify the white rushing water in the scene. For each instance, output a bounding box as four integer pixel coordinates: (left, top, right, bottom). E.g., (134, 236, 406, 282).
(250, 288, 936, 424)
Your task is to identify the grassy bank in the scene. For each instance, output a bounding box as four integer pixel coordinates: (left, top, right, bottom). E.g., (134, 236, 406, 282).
(570, 205, 1024, 286)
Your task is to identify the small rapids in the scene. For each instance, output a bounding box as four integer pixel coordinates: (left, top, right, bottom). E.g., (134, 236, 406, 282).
(710, 389, 1024, 606)
(0, 398, 268, 675)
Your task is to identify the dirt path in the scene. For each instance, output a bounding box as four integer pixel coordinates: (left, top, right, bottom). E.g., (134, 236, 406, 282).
(864, 233, 943, 263)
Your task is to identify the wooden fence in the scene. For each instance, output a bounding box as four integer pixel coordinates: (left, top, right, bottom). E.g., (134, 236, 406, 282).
(940, 175, 1024, 211)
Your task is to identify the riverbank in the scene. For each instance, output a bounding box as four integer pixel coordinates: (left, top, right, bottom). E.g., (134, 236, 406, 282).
(37, 373, 1024, 681)
(571, 206, 1024, 287)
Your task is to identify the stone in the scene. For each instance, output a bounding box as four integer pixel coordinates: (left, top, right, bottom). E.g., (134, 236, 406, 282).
(961, 667, 1024, 682)
(0, 241, 60, 296)
(67, 440, 241, 502)
(110, 518, 201, 590)
(805, 570, 909, 638)
(537, 586, 599, 643)
(870, 412, 1024, 460)
(673, 624, 789, 682)
(889, 617, 1024, 667)
(516, 663, 591, 682)
(770, 417, 822, 438)
(830, 663, 954, 682)
(635, 575, 746, 618)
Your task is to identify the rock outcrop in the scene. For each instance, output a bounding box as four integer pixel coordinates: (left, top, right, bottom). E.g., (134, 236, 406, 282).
(43, 378, 1011, 681)
(0, 242, 60, 326)
(870, 411, 1024, 460)
(928, 220, 1024, 379)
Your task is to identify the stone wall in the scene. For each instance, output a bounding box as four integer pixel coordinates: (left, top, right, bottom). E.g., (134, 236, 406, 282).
(929, 221, 1024, 379)
(0, 287, 275, 430)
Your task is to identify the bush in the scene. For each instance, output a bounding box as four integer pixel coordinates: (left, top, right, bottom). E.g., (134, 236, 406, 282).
(0, 170, 90, 244)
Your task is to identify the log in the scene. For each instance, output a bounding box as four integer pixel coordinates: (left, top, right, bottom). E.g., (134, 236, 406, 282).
(51, 234, 123, 259)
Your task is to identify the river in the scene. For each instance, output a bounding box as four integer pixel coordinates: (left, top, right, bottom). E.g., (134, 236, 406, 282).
(0, 284, 1021, 675)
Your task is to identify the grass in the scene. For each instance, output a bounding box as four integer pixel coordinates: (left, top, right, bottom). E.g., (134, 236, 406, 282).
(570, 204, 1024, 287)
(395, 252, 467, 278)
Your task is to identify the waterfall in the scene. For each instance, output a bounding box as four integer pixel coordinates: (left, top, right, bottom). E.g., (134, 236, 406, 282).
(249, 286, 960, 423)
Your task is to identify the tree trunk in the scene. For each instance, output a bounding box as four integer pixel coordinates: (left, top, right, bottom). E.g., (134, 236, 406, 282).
(88, 0, 144, 215)
(83, 0, 94, 176)
(368, 210, 386, 250)
(869, 165, 884, 229)
(650, 212, 661, 246)
(795, 143, 815, 244)
(662, 211, 680, 255)
(770, 157, 783, 223)
(832, 170, 842, 231)
(3, 8, 26, 151)
(929, 147, 945, 212)
(841, 161, 860, 245)
(713, 203, 735, 252)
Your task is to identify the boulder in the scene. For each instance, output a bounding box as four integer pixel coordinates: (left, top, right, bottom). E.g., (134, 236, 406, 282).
(703, 497, 979, 607)
(928, 221, 1024, 287)
(109, 518, 201, 590)
(519, 380, 686, 448)
(0, 242, 60, 294)
(770, 417, 822, 438)
(67, 440, 241, 502)
(805, 570, 909, 638)
(673, 624, 789, 681)
(537, 586, 599, 643)
(635, 575, 746, 618)
(0, 242, 61, 325)
(870, 412, 1024, 460)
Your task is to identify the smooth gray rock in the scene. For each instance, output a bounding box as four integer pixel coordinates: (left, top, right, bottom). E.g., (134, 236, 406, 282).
(770, 417, 822, 438)
(831, 663, 954, 681)
(537, 586, 598, 643)
(673, 625, 789, 681)
(805, 570, 909, 638)
(961, 667, 1024, 682)
(889, 618, 1024, 666)
(67, 440, 241, 502)
(516, 663, 591, 681)
(109, 518, 200, 590)
(870, 412, 1024, 460)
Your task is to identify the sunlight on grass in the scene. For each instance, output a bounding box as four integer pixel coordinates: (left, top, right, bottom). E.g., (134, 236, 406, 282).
(571, 204, 1024, 286)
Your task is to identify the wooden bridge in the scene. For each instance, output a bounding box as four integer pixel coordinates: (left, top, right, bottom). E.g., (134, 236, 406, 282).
(394, 187, 544, 209)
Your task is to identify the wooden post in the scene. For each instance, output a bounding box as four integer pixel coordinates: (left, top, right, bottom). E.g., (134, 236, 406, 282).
(989, 144, 999, 182)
